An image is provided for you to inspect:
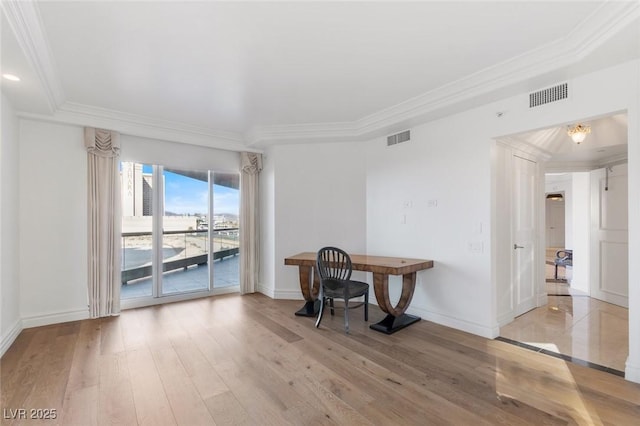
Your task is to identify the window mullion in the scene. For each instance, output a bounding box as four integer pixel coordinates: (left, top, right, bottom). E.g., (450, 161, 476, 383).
(152, 164, 164, 297)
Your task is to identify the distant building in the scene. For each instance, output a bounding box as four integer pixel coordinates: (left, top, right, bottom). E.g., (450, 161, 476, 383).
(121, 162, 153, 217)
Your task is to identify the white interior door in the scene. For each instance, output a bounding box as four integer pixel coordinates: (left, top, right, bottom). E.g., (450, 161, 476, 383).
(513, 154, 537, 317)
(590, 164, 628, 307)
(545, 197, 565, 248)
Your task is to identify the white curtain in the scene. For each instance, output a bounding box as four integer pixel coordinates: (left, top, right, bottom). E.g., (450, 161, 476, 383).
(239, 152, 263, 294)
(85, 127, 121, 317)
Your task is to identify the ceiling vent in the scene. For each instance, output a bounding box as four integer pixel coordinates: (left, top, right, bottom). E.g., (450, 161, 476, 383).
(387, 130, 411, 146)
(529, 82, 568, 108)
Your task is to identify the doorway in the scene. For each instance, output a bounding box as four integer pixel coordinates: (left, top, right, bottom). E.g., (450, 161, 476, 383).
(545, 192, 565, 250)
(119, 162, 241, 307)
(496, 113, 629, 373)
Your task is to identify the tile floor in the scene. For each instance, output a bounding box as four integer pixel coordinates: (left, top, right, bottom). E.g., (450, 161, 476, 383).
(500, 293, 629, 374)
(121, 254, 239, 299)
(501, 249, 629, 375)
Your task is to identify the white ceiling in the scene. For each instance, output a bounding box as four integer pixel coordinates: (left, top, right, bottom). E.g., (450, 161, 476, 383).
(506, 113, 628, 170)
(1, 1, 639, 150)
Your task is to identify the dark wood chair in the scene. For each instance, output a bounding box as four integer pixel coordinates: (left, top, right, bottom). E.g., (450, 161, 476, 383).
(315, 247, 369, 333)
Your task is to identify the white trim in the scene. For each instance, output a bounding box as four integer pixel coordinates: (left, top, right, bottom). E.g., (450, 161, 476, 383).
(545, 153, 628, 173)
(256, 282, 276, 298)
(407, 305, 500, 339)
(5, 0, 638, 148)
(537, 293, 549, 308)
(497, 312, 515, 329)
(272, 289, 304, 301)
(18, 104, 254, 154)
(21, 308, 90, 329)
(0, 0, 64, 111)
(248, 2, 640, 147)
(497, 138, 553, 162)
(0, 319, 23, 357)
(626, 360, 640, 384)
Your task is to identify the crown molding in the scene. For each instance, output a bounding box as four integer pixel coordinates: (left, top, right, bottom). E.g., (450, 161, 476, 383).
(19, 102, 250, 153)
(568, 0, 640, 60)
(6, 0, 639, 150)
(1, 0, 65, 112)
(245, 121, 360, 145)
(497, 137, 554, 163)
(544, 152, 627, 173)
(249, 1, 640, 147)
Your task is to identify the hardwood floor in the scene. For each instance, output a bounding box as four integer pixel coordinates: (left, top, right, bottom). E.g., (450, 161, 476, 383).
(2, 293, 640, 425)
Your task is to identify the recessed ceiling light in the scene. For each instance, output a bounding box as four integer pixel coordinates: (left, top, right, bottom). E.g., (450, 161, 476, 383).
(2, 74, 21, 82)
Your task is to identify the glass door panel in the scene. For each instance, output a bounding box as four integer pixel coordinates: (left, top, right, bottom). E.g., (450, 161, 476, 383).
(120, 162, 154, 299)
(161, 168, 210, 295)
(212, 172, 240, 288)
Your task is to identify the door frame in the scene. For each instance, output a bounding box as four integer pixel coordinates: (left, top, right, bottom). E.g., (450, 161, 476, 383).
(590, 163, 629, 307)
(494, 140, 548, 327)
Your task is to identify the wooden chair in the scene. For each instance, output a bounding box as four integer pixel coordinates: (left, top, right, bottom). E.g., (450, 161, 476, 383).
(554, 249, 573, 280)
(315, 247, 369, 333)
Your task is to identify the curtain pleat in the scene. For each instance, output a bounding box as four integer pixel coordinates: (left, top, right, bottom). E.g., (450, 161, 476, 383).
(85, 128, 121, 317)
(239, 152, 262, 295)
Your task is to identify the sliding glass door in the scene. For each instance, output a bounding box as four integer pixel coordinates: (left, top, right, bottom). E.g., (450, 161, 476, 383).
(121, 162, 154, 299)
(161, 167, 210, 295)
(120, 162, 239, 302)
(212, 173, 240, 289)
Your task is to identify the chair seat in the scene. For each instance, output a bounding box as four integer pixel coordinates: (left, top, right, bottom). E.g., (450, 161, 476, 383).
(322, 278, 369, 299)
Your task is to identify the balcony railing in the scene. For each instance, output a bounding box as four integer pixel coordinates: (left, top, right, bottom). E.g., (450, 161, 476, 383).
(121, 227, 239, 284)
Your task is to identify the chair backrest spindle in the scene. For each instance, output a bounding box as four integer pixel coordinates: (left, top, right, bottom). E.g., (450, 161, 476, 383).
(317, 247, 353, 281)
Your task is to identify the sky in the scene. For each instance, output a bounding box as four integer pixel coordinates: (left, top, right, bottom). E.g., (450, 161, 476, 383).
(156, 167, 239, 216)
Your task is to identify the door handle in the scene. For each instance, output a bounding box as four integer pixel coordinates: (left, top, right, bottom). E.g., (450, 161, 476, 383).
(514, 244, 525, 249)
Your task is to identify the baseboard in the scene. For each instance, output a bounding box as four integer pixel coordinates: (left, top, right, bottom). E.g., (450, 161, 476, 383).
(0, 319, 23, 357)
(408, 305, 500, 339)
(537, 293, 548, 306)
(21, 308, 90, 329)
(272, 289, 304, 300)
(256, 282, 275, 298)
(497, 311, 515, 328)
(625, 360, 640, 384)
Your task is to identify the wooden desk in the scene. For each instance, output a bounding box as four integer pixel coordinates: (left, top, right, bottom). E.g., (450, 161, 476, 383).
(284, 252, 434, 334)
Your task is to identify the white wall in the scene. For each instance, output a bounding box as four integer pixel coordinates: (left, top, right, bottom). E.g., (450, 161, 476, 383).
(120, 134, 240, 173)
(571, 172, 590, 293)
(259, 147, 276, 297)
(1, 93, 22, 355)
(366, 118, 494, 336)
(367, 59, 640, 379)
(19, 120, 89, 327)
(263, 142, 367, 299)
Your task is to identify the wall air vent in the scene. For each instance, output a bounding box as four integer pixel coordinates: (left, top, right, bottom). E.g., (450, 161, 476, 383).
(529, 82, 568, 108)
(387, 130, 411, 146)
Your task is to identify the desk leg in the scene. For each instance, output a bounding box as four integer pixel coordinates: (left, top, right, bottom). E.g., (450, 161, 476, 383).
(370, 272, 420, 334)
(294, 265, 321, 317)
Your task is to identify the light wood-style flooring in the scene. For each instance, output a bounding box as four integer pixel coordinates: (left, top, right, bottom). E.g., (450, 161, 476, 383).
(2, 293, 640, 425)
